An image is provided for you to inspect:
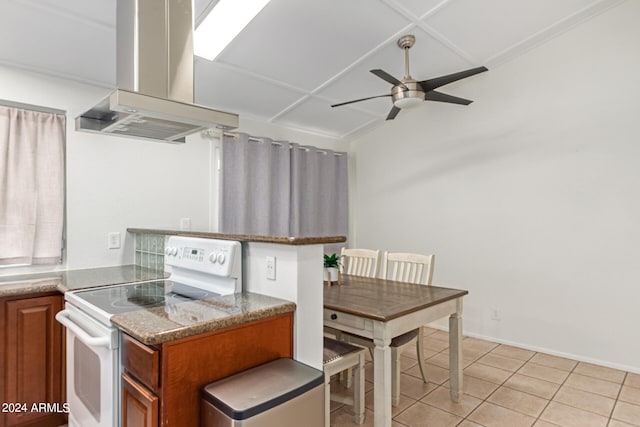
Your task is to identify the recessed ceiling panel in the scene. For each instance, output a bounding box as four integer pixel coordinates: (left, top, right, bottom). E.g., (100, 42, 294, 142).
(0, 1, 115, 85)
(274, 96, 378, 138)
(216, 0, 410, 91)
(195, 60, 305, 120)
(425, 0, 597, 61)
(318, 28, 473, 116)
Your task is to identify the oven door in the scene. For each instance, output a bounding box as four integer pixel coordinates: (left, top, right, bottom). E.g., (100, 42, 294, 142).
(56, 303, 119, 427)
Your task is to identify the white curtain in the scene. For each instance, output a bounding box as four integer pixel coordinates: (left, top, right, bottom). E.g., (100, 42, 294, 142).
(0, 106, 65, 265)
(220, 133, 348, 239)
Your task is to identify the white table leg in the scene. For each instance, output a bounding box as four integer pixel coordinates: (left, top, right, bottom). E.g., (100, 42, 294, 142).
(373, 337, 392, 427)
(449, 298, 463, 402)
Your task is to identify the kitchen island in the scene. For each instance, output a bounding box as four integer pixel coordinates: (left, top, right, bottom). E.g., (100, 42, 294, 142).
(129, 228, 347, 369)
(118, 299, 295, 427)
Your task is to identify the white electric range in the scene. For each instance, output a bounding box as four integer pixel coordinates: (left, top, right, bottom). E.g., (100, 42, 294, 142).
(56, 236, 242, 427)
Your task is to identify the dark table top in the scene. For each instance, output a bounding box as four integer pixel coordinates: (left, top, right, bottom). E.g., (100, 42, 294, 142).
(323, 275, 468, 322)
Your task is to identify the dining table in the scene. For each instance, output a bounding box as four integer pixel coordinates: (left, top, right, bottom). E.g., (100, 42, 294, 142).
(323, 274, 468, 427)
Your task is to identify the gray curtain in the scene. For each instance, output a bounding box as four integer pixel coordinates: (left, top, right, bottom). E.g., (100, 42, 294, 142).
(220, 133, 348, 239)
(221, 133, 290, 236)
(289, 143, 348, 238)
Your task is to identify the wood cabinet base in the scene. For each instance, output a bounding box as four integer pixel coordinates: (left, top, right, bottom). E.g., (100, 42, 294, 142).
(0, 293, 66, 427)
(122, 312, 294, 427)
(122, 373, 158, 427)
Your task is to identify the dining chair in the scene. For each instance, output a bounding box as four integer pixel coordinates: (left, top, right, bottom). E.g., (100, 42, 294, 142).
(323, 337, 366, 426)
(341, 251, 435, 406)
(329, 248, 380, 387)
(381, 251, 435, 404)
(340, 248, 380, 278)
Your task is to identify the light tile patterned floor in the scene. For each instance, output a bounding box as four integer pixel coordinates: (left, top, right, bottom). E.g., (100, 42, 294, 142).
(329, 327, 640, 427)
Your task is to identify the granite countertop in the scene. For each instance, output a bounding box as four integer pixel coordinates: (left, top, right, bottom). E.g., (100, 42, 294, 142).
(127, 227, 346, 245)
(1, 265, 296, 346)
(0, 265, 167, 298)
(111, 292, 296, 345)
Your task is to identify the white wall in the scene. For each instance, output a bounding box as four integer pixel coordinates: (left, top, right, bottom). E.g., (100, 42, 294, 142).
(243, 242, 324, 369)
(347, 1, 640, 372)
(0, 66, 213, 274)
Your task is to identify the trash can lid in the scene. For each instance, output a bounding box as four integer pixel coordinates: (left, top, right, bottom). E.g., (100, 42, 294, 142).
(202, 358, 324, 420)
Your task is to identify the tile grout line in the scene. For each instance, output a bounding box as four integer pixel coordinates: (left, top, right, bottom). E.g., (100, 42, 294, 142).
(461, 346, 536, 425)
(607, 371, 627, 426)
(528, 358, 579, 426)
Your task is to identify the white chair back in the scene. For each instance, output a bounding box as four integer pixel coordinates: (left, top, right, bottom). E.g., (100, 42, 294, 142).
(340, 248, 380, 278)
(381, 252, 435, 285)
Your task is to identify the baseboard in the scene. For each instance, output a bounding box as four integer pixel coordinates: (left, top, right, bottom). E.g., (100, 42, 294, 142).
(427, 323, 640, 375)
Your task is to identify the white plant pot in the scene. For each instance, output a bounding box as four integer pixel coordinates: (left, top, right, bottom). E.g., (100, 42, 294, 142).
(324, 267, 339, 282)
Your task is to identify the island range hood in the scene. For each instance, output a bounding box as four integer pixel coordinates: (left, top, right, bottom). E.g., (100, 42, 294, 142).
(76, 0, 238, 143)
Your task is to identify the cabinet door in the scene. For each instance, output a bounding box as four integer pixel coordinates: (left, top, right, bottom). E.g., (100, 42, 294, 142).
(122, 373, 158, 427)
(3, 294, 65, 426)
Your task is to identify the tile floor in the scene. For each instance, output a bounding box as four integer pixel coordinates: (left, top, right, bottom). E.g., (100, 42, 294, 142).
(329, 327, 640, 427)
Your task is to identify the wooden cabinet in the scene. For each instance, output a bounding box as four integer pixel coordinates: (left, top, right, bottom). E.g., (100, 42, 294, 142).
(121, 312, 294, 427)
(122, 373, 158, 427)
(0, 293, 66, 427)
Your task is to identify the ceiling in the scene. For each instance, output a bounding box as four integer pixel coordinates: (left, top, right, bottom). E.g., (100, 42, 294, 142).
(0, 0, 625, 139)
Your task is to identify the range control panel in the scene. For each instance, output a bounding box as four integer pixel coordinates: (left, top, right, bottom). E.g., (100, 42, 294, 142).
(164, 236, 241, 279)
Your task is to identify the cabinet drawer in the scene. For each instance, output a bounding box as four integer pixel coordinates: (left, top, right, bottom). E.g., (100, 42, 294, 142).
(323, 309, 365, 330)
(121, 334, 160, 392)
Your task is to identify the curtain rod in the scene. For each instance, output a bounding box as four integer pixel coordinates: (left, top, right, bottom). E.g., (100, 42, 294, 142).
(222, 131, 343, 156)
(0, 99, 65, 116)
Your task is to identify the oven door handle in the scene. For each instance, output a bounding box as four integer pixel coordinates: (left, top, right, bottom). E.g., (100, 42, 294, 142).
(56, 310, 112, 348)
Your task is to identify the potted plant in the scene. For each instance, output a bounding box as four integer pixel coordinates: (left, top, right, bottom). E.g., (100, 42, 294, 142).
(323, 253, 342, 282)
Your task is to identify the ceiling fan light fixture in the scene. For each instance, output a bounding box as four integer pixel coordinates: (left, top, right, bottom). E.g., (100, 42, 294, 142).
(393, 97, 423, 109)
(330, 34, 488, 120)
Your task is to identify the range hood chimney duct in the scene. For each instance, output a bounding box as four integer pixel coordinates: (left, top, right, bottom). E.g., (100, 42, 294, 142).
(76, 0, 238, 143)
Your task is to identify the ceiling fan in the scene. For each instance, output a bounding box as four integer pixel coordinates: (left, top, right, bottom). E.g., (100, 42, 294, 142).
(331, 35, 488, 120)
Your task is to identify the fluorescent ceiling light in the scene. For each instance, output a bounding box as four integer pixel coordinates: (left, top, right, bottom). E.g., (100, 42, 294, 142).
(194, 0, 271, 61)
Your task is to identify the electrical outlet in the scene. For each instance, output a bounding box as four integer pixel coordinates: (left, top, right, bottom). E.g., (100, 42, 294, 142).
(490, 308, 501, 321)
(266, 256, 276, 280)
(180, 218, 191, 231)
(108, 232, 121, 249)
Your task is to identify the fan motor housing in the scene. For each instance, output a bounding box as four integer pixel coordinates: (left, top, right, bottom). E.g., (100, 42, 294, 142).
(391, 80, 425, 104)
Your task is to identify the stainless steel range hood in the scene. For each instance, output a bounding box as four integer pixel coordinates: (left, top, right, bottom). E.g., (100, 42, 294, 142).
(76, 0, 238, 143)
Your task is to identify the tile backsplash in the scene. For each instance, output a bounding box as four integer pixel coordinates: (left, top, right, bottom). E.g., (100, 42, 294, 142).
(134, 233, 166, 271)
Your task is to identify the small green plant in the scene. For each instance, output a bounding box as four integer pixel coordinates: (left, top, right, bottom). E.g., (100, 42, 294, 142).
(323, 253, 342, 269)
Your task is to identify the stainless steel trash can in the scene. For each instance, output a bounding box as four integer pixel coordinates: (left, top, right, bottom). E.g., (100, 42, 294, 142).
(201, 358, 324, 427)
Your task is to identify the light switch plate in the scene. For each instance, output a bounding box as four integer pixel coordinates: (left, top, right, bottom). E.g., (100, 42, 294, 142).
(108, 232, 121, 249)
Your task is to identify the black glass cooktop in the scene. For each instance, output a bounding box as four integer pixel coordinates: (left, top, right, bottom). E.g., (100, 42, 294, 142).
(70, 280, 220, 315)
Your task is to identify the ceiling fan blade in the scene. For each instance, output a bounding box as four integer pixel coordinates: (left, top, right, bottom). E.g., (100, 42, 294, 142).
(420, 66, 488, 92)
(425, 91, 473, 105)
(331, 94, 391, 108)
(386, 106, 401, 120)
(370, 69, 403, 86)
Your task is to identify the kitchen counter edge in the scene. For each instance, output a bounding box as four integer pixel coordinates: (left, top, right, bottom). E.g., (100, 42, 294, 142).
(111, 292, 296, 345)
(0, 265, 167, 298)
(127, 228, 346, 245)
